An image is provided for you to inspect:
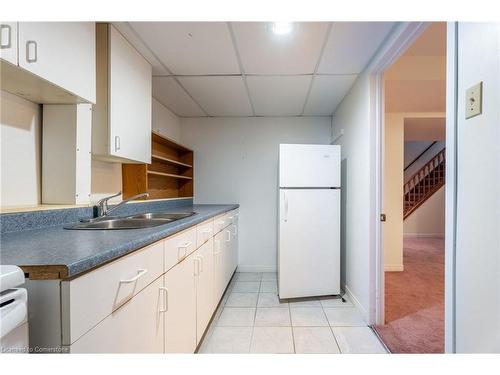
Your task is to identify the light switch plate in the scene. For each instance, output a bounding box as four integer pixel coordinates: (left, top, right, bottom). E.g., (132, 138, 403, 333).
(465, 81, 483, 119)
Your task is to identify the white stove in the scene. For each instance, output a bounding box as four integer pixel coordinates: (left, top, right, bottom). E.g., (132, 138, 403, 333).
(0, 265, 29, 353)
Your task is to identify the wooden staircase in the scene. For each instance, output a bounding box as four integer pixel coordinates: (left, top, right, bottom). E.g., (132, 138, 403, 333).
(403, 148, 445, 219)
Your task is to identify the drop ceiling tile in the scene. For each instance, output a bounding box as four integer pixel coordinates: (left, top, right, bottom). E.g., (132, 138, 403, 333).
(112, 22, 170, 76)
(152, 77, 205, 117)
(303, 75, 357, 115)
(318, 22, 395, 74)
(231, 22, 329, 74)
(178, 76, 252, 116)
(130, 22, 240, 75)
(246, 76, 311, 116)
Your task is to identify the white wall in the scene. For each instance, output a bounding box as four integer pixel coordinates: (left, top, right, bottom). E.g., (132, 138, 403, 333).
(454, 23, 500, 353)
(180, 117, 332, 272)
(0, 91, 41, 208)
(404, 185, 445, 236)
(331, 75, 373, 319)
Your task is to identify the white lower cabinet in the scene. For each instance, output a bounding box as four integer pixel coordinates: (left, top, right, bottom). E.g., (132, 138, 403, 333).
(196, 238, 215, 344)
(69, 277, 164, 353)
(164, 251, 197, 353)
(63, 209, 238, 353)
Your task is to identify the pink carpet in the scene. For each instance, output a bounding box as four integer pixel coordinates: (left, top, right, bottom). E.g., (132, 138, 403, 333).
(374, 237, 444, 353)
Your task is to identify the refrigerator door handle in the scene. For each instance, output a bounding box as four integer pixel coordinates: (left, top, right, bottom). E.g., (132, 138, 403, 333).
(284, 191, 288, 222)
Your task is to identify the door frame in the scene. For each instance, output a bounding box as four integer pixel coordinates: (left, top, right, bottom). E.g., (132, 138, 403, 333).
(368, 22, 458, 352)
(365, 21, 428, 325)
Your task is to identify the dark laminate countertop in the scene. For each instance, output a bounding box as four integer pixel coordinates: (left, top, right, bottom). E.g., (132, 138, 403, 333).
(0, 204, 238, 279)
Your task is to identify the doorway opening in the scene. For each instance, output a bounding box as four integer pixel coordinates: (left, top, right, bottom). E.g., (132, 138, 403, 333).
(374, 23, 447, 353)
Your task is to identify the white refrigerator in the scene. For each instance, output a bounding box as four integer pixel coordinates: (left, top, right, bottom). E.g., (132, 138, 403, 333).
(278, 144, 341, 299)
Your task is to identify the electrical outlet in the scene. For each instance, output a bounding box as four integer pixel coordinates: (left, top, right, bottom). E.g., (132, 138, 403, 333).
(465, 82, 483, 119)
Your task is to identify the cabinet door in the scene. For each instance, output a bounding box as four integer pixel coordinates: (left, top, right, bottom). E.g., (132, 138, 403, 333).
(196, 238, 214, 344)
(213, 231, 227, 302)
(0, 22, 17, 65)
(164, 252, 197, 353)
(18, 22, 96, 103)
(109, 25, 152, 164)
(69, 277, 164, 353)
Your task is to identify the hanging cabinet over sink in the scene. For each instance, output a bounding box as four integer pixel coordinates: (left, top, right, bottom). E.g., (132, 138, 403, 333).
(92, 23, 152, 164)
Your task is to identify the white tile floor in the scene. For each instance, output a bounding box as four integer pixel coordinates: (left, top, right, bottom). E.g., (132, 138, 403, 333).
(198, 272, 387, 354)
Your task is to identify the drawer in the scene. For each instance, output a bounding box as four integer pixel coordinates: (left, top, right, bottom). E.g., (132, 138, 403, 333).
(223, 210, 238, 226)
(196, 219, 214, 248)
(69, 277, 164, 353)
(164, 226, 197, 272)
(213, 214, 227, 234)
(61, 240, 164, 345)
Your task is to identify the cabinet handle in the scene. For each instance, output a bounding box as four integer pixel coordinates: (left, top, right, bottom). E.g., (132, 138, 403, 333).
(214, 239, 221, 255)
(26, 40, 37, 63)
(284, 191, 288, 222)
(0, 24, 11, 49)
(199, 255, 204, 272)
(120, 269, 148, 283)
(194, 257, 200, 276)
(114, 135, 121, 151)
(230, 225, 238, 235)
(159, 287, 168, 313)
(225, 230, 231, 242)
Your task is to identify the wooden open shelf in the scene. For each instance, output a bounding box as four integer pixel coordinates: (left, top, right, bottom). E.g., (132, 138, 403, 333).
(122, 131, 194, 200)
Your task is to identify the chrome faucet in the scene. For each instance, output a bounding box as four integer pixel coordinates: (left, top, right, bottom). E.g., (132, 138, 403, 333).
(95, 191, 149, 218)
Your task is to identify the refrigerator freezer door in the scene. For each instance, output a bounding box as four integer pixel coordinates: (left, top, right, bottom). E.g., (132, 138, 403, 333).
(278, 188, 340, 299)
(279, 144, 340, 188)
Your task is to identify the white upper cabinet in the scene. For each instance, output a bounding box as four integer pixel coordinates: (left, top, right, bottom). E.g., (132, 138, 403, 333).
(17, 22, 96, 103)
(0, 22, 95, 104)
(93, 23, 152, 164)
(0, 22, 18, 65)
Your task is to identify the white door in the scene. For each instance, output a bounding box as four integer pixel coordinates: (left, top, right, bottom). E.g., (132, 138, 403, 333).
(109, 25, 152, 164)
(196, 238, 214, 344)
(164, 252, 197, 353)
(0, 22, 17, 65)
(17, 22, 96, 103)
(279, 144, 341, 188)
(213, 231, 227, 302)
(69, 277, 164, 353)
(279, 188, 340, 299)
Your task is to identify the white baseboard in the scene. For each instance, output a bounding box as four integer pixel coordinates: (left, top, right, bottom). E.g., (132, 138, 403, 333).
(344, 285, 368, 322)
(404, 233, 445, 239)
(384, 264, 404, 272)
(236, 265, 277, 273)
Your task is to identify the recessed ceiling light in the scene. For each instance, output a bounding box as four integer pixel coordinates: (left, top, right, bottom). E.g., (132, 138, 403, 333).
(272, 22, 293, 35)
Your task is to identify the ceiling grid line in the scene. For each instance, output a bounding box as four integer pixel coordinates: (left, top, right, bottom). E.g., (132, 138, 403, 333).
(300, 22, 333, 116)
(126, 22, 210, 117)
(226, 22, 256, 116)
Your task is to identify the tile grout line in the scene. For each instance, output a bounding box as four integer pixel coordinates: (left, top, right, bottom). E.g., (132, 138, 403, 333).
(320, 300, 343, 353)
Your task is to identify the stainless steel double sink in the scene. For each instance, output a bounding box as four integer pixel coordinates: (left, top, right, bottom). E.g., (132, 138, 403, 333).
(65, 212, 196, 230)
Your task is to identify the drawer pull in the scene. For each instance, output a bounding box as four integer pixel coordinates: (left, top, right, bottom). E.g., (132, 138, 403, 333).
(201, 228, 212, 234)
(230, 225, 238, 235)
(159, 287, 168, 313)
(120, 269, 148, 283)
(225, 230, 231, 242)
(216, 220, 224, 225)
(178, 241, 192, 249)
